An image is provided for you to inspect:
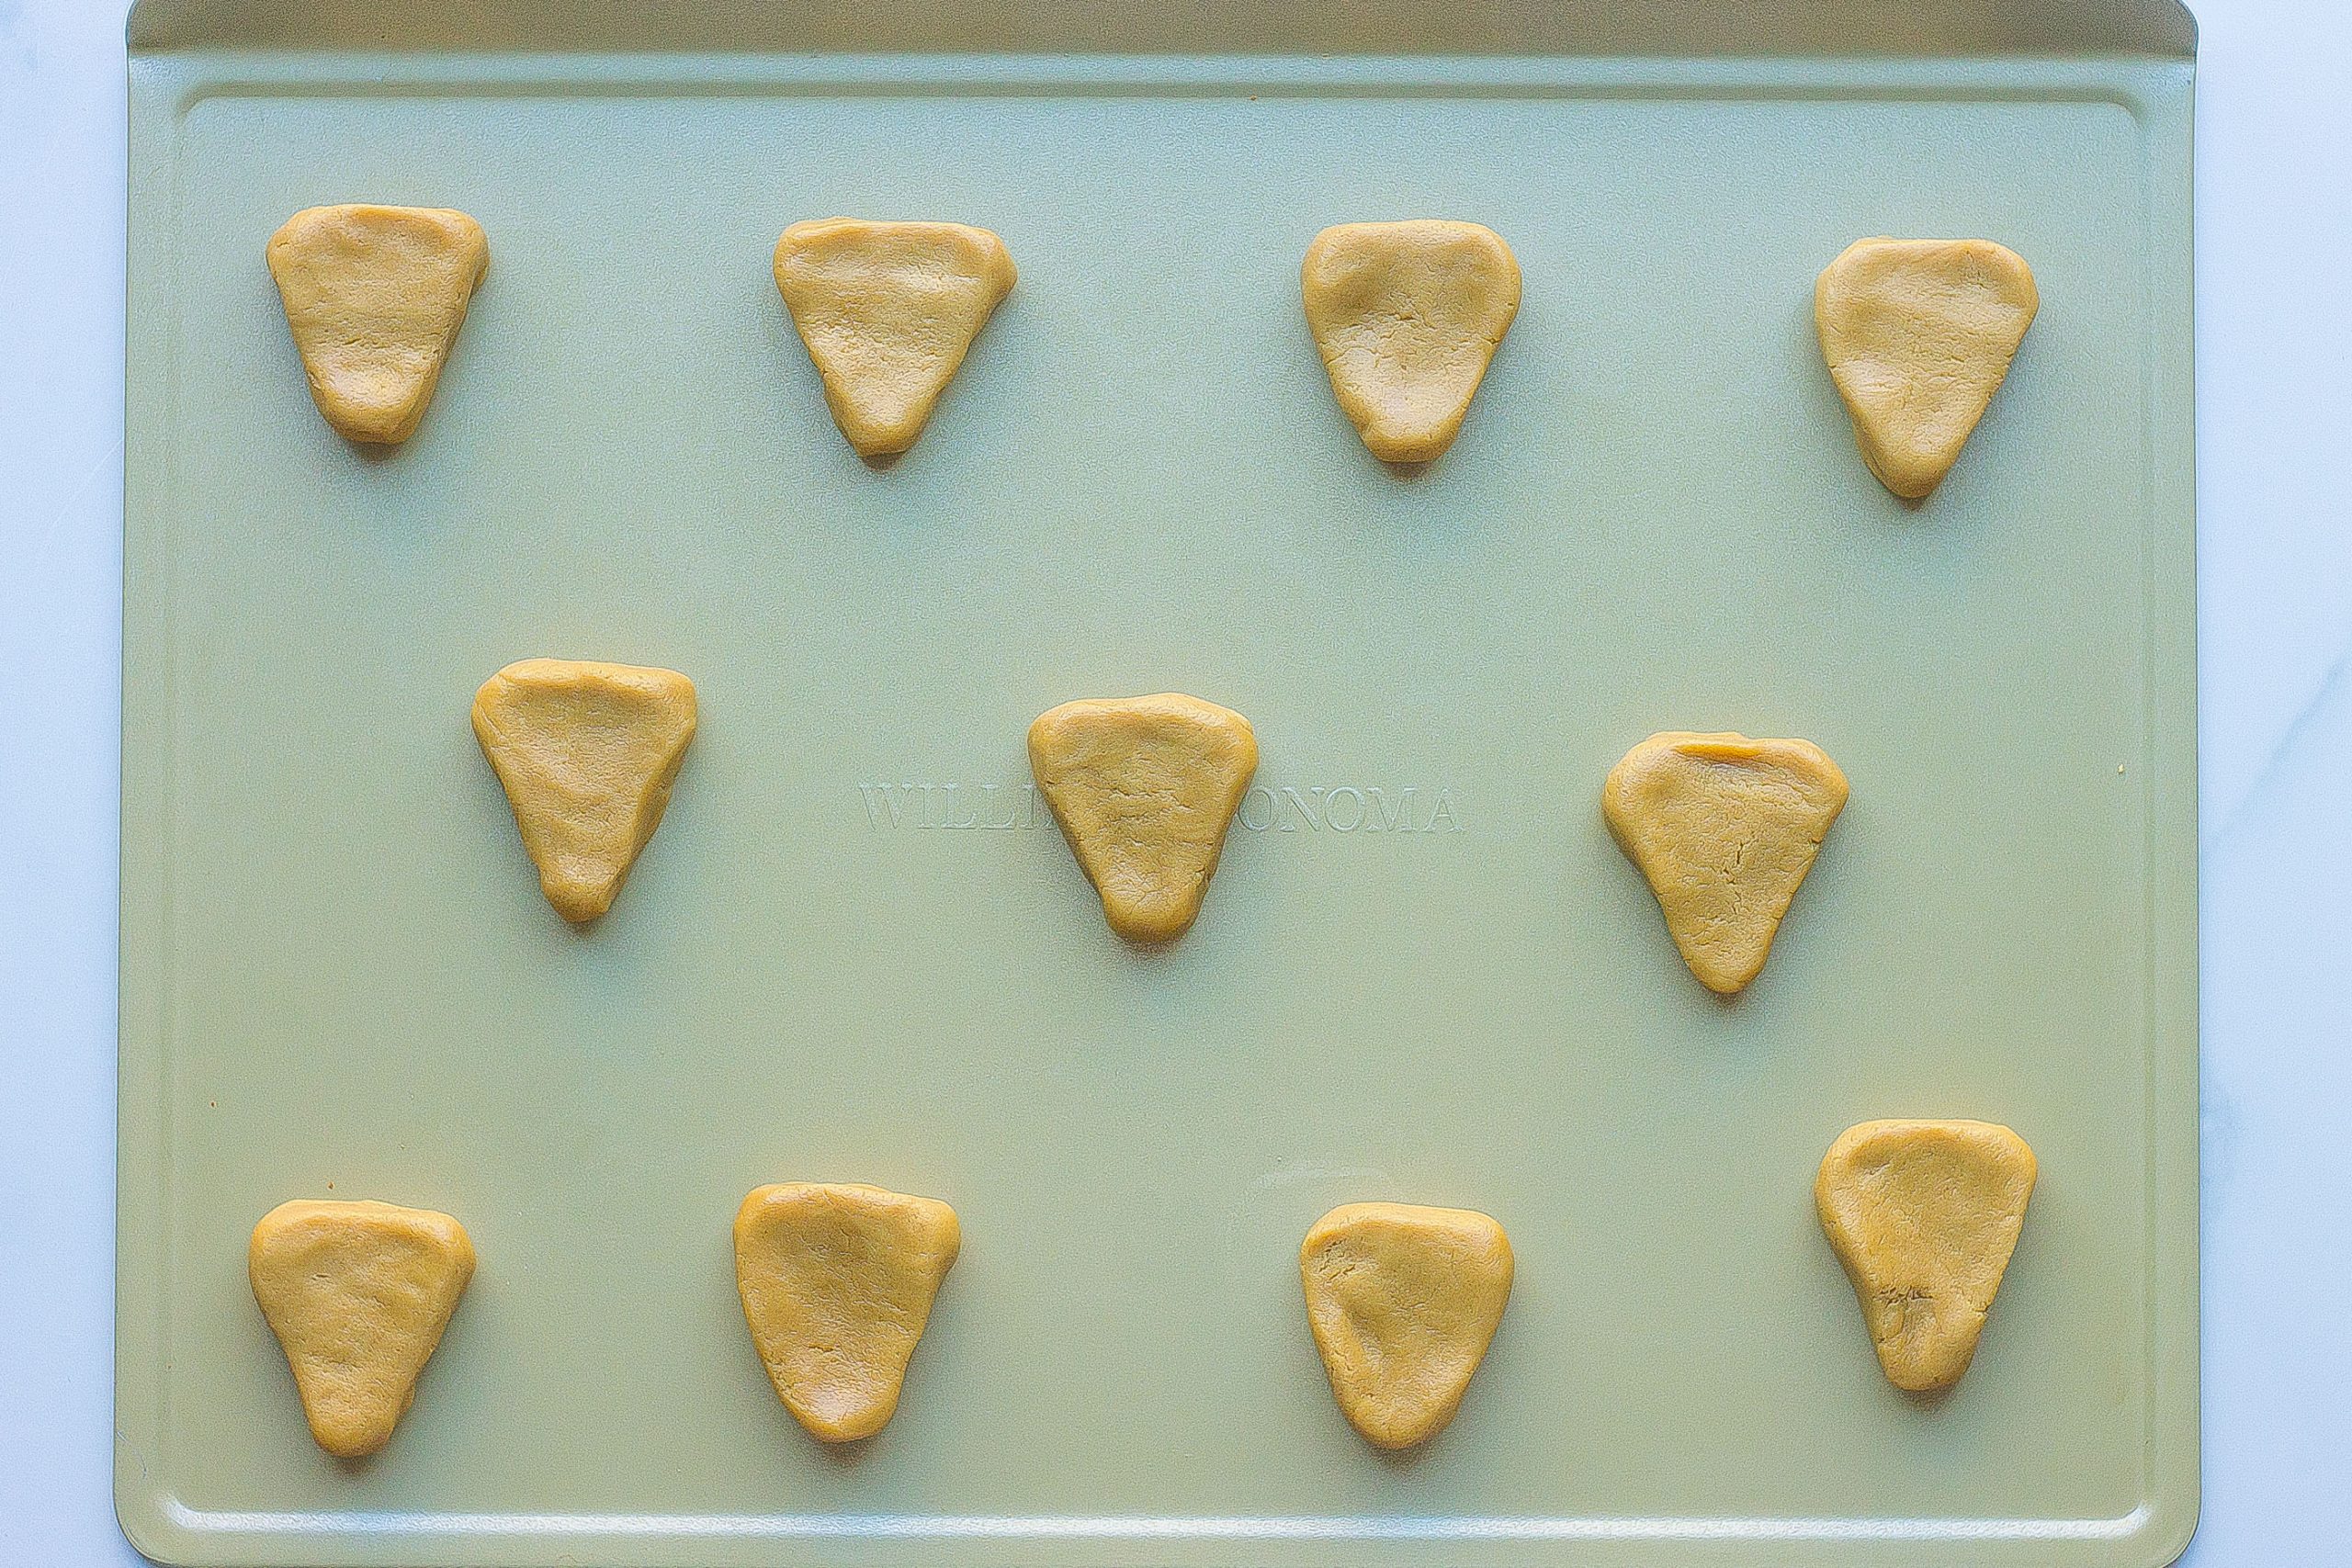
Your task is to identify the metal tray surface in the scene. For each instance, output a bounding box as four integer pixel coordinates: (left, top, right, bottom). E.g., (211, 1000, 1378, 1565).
(119, 3, 2199, 1564)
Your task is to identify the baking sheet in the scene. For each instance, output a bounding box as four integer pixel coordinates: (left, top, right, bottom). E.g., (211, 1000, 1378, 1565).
(119, 3, 2199, 1563)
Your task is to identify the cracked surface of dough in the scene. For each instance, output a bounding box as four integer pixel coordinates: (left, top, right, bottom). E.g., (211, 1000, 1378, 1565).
(773, 218, 1015, 456)
(471, 659, 697, 924)
(1300, 1202, 1513, 1450)
(249, 1200, 476, 1459)
(1603, 731, 1849, 994)
(266, 204, 489, 445)
(1028, 693, 1258, 943)
(1815, 1120, 2038, 1392)
(734, 1183, 962, 1442)
(1301, 220, 1520, 463)
(1815, 236, 2038, 499)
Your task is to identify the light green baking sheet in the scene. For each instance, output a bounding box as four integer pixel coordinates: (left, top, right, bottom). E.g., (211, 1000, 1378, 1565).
(119, 2, 2199, 1564)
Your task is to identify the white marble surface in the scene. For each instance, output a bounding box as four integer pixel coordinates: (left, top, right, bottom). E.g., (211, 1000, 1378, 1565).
(2, 0, 2346, 1562)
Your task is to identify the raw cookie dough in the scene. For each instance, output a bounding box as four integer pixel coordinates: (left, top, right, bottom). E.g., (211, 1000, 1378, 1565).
(1028, 693, 1258, 943)
(1300, 1202, 1513, 1450)
(471, 659, 697, 924)
(1815, 237, 2039, 499)
(1301, 220, 1521, 463)
(266, 204, 489, 445)
(1815, 1120, 2038, 1391)
(773, 218, 1016, 457)
(734, 1183, 962, 1442)
(1602, 731, 1849, 995)
(249, 1200, 476, 1459)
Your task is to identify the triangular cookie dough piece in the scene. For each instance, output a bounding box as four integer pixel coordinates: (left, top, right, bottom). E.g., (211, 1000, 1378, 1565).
(1815, 1120, 2038, 1391)
(1028, 693, 1258, 943)
(1602, 731, 1849, 995)
(471, 659, 698, 924)
(1301, 220, 1521, 463)
(734, 1183, 962, 1442)
(266, 204, 490, 445)
(1815, 237, 2039, 499)
(773, 218, 1016, 457)
(249, 1200, 476, 1459)
(1300, 1202, 1513, 1450)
